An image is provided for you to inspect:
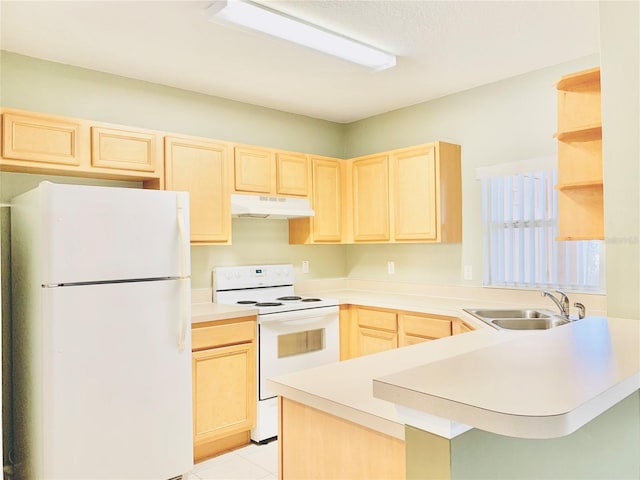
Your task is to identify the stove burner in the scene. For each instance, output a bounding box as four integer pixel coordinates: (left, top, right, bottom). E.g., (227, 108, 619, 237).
(255, 302, 284, 307)
(301, 298, 322, 302)
(277, 296, 302, 301)
(237, 300, 257, 305)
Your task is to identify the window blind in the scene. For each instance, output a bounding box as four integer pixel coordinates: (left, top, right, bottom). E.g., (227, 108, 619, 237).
(480, 165, 604, 292)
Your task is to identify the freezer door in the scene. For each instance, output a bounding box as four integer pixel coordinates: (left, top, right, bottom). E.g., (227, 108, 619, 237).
(40, 280, 193, 479)
(37, 182, 190, 284)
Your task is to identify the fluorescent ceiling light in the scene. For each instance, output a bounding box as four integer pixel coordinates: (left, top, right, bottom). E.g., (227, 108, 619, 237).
(207, 0, 396, 70)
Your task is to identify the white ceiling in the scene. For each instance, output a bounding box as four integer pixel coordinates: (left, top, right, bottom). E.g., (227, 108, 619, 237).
(0, 1, 600, 123)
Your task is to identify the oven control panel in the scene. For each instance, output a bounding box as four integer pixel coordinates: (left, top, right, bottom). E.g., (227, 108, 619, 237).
(213, 264, 295, 290)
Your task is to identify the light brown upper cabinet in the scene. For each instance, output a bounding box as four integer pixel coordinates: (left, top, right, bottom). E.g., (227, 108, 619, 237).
(165, 135, 232, 244)
(1, 110, 84, 167)
(0, 108, 163, 188)
(554, 67, 603, 240)
(276, 152, 309, 196)
(233, 145, 309, 197)
(91, 126, 158, 173)
(351, 154, 391, 242)
(289, 156, 344, 244)
(391, 142, 462, 243)
(349, 141, 461, 244)
(234, 145, 272, 194)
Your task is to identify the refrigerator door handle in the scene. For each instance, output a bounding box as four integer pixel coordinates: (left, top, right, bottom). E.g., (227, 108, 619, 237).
(179, 278, 188, 352)
(176, 194, 188, 279)
(177, 195, 189, 352)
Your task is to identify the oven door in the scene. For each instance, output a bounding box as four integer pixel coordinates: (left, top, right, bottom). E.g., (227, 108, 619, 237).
(259, 306, 339, 400)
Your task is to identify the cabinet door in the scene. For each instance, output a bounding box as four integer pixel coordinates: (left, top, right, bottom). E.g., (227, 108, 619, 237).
(276, 152, 309, 197)
(91, 126, 158, 173)
(398, 313, 452, 347)
(352, 155, 390, 241)
(165, 136, 231, 244)
(391, 146, 437, 240)
(357, 327, 397, 357)
(192, 342, 256, 446)
(452, 318, 474, 335)
(356, 307, 397, 331)
(2, 112, 83, 166)
(312, 157, 342, 242)
(234, 146, 272, 193)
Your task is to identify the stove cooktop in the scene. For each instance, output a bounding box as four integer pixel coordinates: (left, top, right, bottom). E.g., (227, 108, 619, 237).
(212, 264, 337, 314)
(232, 296, 337, 313)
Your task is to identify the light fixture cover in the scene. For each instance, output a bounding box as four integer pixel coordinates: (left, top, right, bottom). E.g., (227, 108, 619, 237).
(207, 0, 396, 70)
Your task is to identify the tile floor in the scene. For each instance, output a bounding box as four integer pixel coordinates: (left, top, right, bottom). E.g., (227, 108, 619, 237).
(188, 441, 278, 480)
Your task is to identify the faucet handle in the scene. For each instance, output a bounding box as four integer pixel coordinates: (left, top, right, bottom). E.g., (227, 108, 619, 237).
(555, 290, 570, 313)
(574, 302, 586, 320)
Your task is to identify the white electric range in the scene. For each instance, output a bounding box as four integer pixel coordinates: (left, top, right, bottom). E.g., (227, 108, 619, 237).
(213, 264, 339, 443)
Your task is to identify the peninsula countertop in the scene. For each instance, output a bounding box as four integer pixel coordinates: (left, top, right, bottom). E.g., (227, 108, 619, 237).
(269, 316, 640, 441)
(374, 316, 640, 439)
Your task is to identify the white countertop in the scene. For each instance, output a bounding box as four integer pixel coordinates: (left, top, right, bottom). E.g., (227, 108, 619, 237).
(374, 316, 640, 439)
(191, 302, 258, 324)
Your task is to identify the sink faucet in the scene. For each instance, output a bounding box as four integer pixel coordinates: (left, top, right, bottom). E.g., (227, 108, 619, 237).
(541, 290, 570, 318)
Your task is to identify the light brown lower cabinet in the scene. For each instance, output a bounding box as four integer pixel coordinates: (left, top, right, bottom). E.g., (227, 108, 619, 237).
(354, 306, 398, 357)
(342, 305, 473, 360)
(398, 312, 453, 347)
(191, 317, 256, 462)
(279, 397, 405, 480)
(357, 327, 398, 357)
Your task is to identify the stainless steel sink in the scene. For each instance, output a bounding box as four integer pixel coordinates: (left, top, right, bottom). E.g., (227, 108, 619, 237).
(467, 309, 551, 320)
(463, 308, 569, 331)
(491, 317, 569, 330)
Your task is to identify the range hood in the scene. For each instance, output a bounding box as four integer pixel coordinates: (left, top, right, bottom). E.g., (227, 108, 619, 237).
(231, 194, 315, 219)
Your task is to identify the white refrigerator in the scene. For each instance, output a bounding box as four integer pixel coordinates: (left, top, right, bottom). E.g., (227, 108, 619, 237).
(11, 182, 193, 479)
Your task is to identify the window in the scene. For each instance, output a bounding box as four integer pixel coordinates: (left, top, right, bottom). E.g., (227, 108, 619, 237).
(478, 157, 605, 292)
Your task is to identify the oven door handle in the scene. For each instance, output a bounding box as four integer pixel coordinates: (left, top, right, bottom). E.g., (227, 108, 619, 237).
(258, 306, 339, 325)
(260, 316, 330, 327)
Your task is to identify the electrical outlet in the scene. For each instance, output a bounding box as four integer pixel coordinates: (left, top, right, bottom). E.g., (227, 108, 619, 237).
(387, 261, 395, 274)
(302, 260, 309, 274)
(463, 265, 473, 280)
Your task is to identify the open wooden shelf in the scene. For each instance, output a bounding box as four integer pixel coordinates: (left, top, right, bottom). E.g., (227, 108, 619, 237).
(556, 234, 605, 241)
(555, 66, 603, 241)
(556, 180, 603, 191)
(554, 125, 602, 142)
(555, 67, 601, 91)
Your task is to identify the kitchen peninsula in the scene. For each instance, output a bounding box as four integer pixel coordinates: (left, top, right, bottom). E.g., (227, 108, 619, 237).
(268, 289, 640, 480)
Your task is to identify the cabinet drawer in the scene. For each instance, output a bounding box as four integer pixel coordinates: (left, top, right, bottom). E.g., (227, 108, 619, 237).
(192, 320, 255, 351)
(356, 308, 397, 331)
(401, 314, 452, 339)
